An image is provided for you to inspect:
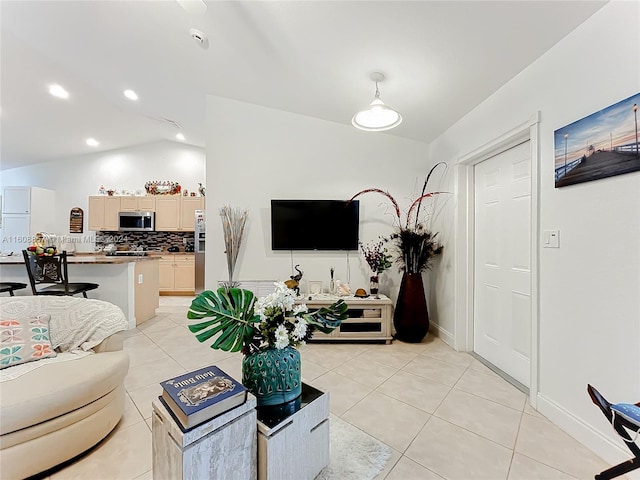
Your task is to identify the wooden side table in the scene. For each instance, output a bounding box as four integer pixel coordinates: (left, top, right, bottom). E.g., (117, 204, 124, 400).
(257, 384, 330, 480)
(152, 394, 257, 480)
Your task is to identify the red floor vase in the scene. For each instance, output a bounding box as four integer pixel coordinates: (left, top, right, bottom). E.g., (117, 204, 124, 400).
(393, 272, 429, 343)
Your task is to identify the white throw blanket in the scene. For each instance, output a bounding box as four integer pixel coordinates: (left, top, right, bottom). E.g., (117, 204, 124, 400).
(0, 350, 93, 382)
(0, 296, 128, 352)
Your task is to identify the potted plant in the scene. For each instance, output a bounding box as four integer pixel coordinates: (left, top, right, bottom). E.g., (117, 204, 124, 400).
(350, 162, 447, 342)
(359, 238, 393, 297)
(187, 283, 347, 411)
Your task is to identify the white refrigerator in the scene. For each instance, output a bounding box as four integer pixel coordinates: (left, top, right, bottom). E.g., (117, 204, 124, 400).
(1, 186, 55, 254)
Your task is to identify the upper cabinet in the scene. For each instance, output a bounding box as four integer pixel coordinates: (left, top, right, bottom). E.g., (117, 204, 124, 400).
(156, 196, 204, 231)
(88, 196, 121, 231)
(155, 197, 181, 231)
(180, 197, 204, 231)
(120, 196, 156, 212)
(88, 195, 204, 232)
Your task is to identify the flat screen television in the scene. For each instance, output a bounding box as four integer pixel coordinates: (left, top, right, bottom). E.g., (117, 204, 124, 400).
(271, 199, 359, 251)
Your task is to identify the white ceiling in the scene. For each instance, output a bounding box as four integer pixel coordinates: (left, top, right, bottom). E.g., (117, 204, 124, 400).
(0, 0, 606, 171)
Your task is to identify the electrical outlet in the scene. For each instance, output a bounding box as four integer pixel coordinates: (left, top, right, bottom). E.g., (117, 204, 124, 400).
(138, 274, 143, 284)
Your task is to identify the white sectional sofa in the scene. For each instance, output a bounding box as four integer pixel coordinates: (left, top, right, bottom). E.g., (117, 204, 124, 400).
(0, 296, 130, 480)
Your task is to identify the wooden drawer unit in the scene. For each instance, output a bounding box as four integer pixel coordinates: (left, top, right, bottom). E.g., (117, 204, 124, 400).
(300, 295, 393, 344)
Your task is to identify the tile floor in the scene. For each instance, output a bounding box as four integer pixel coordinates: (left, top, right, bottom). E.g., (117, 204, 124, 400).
(36, 296, 612, 480)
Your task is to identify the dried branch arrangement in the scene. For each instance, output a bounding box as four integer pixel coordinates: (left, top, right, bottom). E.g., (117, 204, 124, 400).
(219, 205, 248, 287)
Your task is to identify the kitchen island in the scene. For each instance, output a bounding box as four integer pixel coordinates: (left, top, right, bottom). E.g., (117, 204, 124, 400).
(0, 254, 159, 329)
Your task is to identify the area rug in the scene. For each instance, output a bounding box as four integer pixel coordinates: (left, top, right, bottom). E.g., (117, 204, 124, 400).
(317, 415, 392, 480)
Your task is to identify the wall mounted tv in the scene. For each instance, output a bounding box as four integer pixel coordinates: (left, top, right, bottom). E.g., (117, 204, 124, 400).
(271, 199, 359, 251)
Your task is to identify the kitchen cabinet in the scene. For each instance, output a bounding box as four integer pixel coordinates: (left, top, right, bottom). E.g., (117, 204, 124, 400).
(88, 196, 121, 231)
(120, 196, 156, 212)
(87, 195, 203, 232)
(155, 196, 204, 232)
(180, 197, 204, 231)
(155, 197, 180, 231)
(158, 254, 195, 294)
(2, 186, 55, 252)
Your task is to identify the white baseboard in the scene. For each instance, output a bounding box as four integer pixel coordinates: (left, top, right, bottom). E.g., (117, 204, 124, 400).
(431, 322, 455, 348)
(536, 393, 639, 479)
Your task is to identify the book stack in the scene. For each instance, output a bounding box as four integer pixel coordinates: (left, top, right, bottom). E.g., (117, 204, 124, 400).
(159, 365, 247, 431)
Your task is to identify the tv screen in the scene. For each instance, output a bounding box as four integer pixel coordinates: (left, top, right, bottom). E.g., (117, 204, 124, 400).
(271, 199, 359, 251)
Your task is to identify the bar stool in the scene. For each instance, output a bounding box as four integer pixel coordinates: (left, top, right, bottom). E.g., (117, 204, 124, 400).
(0, 282, 27, 296)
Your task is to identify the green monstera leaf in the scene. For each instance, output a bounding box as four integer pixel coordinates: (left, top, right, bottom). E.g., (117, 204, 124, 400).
(303, 299, 348, 334)
(188, 287, 261, 352)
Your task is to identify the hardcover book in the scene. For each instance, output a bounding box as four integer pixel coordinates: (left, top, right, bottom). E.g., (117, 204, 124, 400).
(160, 365, 247, 430)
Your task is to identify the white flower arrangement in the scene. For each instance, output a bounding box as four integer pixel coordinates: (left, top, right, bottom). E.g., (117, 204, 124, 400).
(188, 281, 347, 354)
(254, 282, 315, 350)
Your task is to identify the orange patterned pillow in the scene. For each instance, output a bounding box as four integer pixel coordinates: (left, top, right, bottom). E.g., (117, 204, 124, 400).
(0, 313, 57, 369)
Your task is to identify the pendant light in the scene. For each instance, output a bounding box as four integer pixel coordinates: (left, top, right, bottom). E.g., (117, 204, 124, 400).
(352, 72, 402, 132)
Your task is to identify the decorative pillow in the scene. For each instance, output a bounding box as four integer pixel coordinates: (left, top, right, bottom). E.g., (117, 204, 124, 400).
(0, 313, 57, 369)
(612, 403, 640, 428)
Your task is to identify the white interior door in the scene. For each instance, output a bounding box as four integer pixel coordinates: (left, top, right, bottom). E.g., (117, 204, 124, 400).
(474, 141, 531, 386)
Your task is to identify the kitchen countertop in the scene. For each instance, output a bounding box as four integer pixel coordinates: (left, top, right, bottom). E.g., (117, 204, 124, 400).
(0, 254, 160, 265)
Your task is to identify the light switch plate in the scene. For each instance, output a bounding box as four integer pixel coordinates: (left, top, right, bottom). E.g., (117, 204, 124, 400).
(543, 230, 560, 248)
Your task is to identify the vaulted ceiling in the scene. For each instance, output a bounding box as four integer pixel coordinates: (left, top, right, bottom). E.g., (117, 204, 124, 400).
(0, 1, 606, 170)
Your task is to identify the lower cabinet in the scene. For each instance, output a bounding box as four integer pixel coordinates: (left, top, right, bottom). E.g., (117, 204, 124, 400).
(159, 255, 195, 294)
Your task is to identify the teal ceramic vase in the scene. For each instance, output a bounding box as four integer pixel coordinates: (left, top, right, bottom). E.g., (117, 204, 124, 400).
(242, 346, 302, 407)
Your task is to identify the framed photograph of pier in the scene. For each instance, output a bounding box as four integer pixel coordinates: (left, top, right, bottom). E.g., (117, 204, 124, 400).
(554, 92, 640, 188)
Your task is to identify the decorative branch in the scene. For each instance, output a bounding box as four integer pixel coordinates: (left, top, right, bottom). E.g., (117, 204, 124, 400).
(219, 205, 248, 287)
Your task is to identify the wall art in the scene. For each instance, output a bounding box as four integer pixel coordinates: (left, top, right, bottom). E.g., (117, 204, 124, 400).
(554, 92, 640, 188)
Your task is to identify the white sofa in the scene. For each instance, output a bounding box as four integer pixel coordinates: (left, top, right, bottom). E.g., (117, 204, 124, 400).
(0, 296, 130, 480)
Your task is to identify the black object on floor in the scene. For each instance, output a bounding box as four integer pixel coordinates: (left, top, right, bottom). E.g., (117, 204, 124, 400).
(587, 384, 640, 480)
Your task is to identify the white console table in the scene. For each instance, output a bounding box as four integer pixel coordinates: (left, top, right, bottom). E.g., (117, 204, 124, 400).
(300, 294, 394, 344)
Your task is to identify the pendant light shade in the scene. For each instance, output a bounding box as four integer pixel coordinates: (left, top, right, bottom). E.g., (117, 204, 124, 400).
(352, 72, 402, 132)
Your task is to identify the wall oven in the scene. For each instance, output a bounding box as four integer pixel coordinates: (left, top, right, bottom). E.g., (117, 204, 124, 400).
(118, 211, 155, 231)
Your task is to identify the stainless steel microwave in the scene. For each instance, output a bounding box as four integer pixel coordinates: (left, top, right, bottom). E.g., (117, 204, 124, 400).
(118, 211, 155, 231)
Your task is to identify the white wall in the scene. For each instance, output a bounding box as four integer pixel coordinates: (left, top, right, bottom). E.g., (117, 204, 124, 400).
(0, 140, 205, 250)
(429, 2, 639, 466)
(205, 96, 433, 301)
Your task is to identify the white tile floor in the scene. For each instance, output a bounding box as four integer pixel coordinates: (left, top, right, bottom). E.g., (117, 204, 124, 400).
(36, 296, 611, 480)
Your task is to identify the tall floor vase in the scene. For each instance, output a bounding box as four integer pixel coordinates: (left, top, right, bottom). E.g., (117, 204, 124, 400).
(393, 272, 429, 343)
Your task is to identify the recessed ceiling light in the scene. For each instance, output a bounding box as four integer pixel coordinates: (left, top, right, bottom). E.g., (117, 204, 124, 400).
(49, 84, 69, 99)
(189, 28, 209, 49)
(123, 89, 138, 101)
(176, 132, 185, 141)
(86, 138, 99, 147)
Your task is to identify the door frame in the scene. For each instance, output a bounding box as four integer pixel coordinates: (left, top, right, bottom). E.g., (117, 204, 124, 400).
(454, 111, 540, 407)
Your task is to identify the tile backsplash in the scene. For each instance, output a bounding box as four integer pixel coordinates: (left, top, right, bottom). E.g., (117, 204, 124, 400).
(96, 231, 194, 251)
